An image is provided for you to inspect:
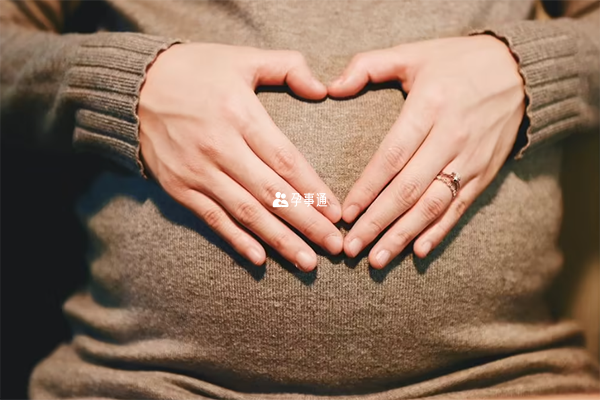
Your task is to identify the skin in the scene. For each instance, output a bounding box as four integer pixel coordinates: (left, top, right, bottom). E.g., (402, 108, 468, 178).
(138, 43, 343, 272)
(136, 40, 596, 400)
(328, 35, 526, 269)
(140, 36, 525, 272)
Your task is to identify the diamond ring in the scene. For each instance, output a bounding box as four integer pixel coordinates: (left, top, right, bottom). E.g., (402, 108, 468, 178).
(435, 172, 461, 198)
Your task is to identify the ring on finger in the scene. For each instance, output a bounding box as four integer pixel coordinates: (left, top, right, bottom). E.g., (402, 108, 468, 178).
(435, 171, 461, 198)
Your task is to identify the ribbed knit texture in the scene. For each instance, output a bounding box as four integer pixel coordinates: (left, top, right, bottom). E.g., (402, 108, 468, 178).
(66, 33, 186, 176)
(0, 1, 598, 399)
(470, 14, 600, 160)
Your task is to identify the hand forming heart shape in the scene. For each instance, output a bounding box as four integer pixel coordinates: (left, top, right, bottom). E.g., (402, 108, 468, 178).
(139, 36, 525, 272)
(328, 35, 525, 269)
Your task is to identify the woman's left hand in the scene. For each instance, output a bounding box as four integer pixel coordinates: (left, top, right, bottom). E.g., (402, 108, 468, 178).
(328, 35, 526, 268)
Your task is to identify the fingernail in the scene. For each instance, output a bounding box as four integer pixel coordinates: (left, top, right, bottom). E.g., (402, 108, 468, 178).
(376, 249, 391, 268)
(344, 204, 361, 222)
(347, 237, 363, 257)
(249, 247, 264, 265)
(296, 250, 316, 271)
(324, 234, 343, 254)
(421, 241, 432, 256)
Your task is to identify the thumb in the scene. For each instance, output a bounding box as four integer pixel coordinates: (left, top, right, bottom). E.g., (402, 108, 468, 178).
(253, 50, 327, 100)
(328, 47, 415, 98)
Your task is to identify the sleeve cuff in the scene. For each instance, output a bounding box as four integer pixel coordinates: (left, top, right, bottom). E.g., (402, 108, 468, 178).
(468, 19, 581, 160)
(64, 32, 188, 177)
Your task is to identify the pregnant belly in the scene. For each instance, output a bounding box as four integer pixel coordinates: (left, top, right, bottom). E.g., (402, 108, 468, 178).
(64, 88, 568, 393)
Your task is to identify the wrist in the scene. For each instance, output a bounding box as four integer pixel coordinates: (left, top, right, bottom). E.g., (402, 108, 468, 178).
(470, 33, 528, 161)
(137, 43, 186, 180)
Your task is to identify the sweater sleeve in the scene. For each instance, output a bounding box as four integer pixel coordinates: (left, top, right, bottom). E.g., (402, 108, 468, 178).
(468, 1, 599, 161)
(0, 0, 186, 176)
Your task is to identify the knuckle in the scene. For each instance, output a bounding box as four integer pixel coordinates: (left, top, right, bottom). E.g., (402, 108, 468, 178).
(392, 230, 412, 248)
(360, 180, 379, 200)
(196, 136, 222, 160)
(272, 146, 296, 177)
(444, 121, 469, 146)
(382, 145, 407, 172)
(367, 218, 386, 236)
(160, 168, 189, 194)
(453, 197, 468, 219)
(202, 207, 223, 229)
(270, 231, 292, 250)
(219, 96, 248, 129)
(259, 180, 281, 204)
(395, 178, 421, 207)
(301, 217, 320, 239)
(235, 110, 253, 134)
(454, 129, 470, 145)
(219, 96, 238, 118)
(191, 169, 216, 195)
(235, 201, 262, 227)
(224, 225, 244, 245)
(182, 154, 208, 177)
(405, 106, 434, 135)
(476, 158, 490, 175)
(421, 195, 447, 221)
(435, 218, 453, 241)
(428, 223, 446, 243)
(425, 85, 447, 109)
(159, 170, 182, 191)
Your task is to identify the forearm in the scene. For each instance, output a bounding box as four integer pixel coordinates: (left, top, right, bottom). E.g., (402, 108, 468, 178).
(0, 1, 184, 174)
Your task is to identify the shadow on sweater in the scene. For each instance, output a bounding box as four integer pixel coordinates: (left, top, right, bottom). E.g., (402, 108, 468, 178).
(76, 143, 528, 290)
(74, 82, 560, 292)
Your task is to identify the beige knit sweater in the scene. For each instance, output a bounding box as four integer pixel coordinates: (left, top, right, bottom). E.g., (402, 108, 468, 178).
(1, 1, 599, 399)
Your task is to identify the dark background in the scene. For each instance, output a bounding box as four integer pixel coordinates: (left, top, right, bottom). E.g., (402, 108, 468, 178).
(2, 147, 104, 399)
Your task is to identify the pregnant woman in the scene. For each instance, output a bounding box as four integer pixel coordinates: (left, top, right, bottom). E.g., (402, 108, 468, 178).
(1, 0, 599, 398)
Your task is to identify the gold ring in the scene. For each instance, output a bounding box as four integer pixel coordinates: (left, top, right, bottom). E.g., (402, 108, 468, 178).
(435, 172, 461, 198)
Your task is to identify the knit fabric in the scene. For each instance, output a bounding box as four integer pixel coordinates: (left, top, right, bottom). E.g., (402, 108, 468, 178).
(0, 1, 598, 398)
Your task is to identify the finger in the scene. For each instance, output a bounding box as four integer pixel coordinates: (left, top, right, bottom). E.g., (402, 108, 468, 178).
(178, 189, 266, 266)
(254, 50, 327, 100)
(414, 179, 479, 259)
(368, 173, 455, 269)
(344, 125, 456, 258)
(328, 47, 415, 98)
(218, 138, 343, 255)
(202, 170, 319, 272)
(341, 88, 435, 223)
(243, 93, 343, 223)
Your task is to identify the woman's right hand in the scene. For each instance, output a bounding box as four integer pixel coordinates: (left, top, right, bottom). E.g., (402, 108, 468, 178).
(138, 43, 343, 272)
